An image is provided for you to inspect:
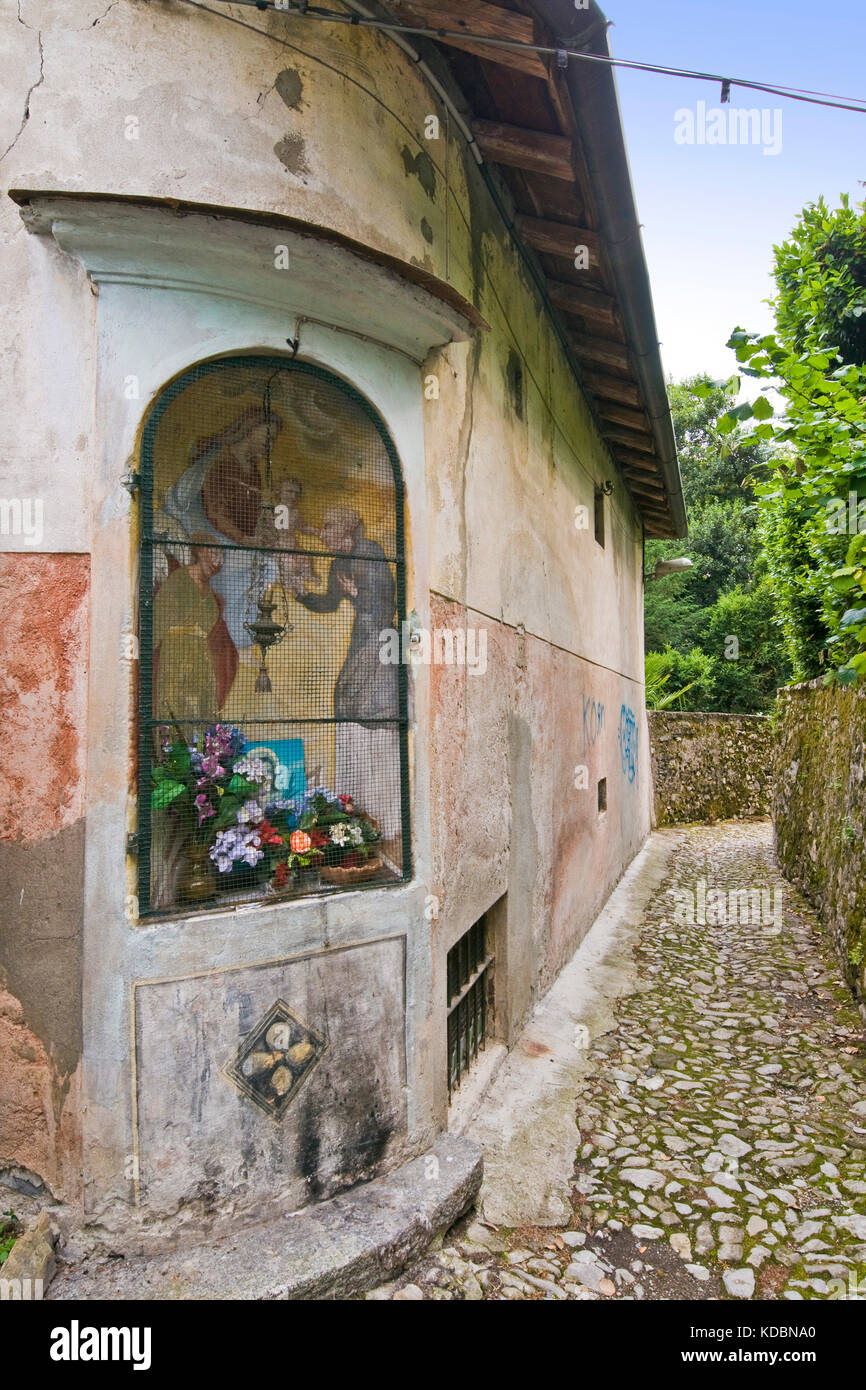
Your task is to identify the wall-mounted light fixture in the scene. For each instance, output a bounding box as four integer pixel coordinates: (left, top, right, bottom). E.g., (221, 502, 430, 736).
(645, 556, 693, 583)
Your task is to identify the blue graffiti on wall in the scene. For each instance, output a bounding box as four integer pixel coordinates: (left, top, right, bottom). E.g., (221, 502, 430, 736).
(618, 704, 638, 784)
(582, 695, 604, 750)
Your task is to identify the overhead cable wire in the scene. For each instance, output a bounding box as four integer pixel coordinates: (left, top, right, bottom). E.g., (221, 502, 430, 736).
(172, 0, 647, 514)
(198, 0, 866, 115)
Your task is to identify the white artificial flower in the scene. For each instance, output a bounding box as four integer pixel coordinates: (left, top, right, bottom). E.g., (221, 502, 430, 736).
(234, 757, 269, 784)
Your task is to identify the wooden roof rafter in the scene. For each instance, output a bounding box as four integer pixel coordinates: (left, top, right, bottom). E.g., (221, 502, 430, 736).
(384, 0, 683, 536)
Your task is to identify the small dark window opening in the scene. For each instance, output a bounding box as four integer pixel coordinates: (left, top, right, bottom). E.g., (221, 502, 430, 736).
(597, 777, 607, 814)
(594, 487, 605, 547)
(447, 915, 494, 1098)
(505, 348, 525, 421)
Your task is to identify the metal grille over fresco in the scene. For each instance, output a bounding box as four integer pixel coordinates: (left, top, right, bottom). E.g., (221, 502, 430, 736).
(138, 356, 410, 915)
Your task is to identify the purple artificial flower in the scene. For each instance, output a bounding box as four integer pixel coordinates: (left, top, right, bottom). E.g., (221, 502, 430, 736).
(209, 825, 264, 873)
(203, 723, 245, 765)
(243, 840, 263, 868)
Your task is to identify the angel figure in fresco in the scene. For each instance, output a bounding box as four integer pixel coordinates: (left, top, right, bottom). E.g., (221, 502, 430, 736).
(162, 405, 284, 657)
(291, 505, 400, 840)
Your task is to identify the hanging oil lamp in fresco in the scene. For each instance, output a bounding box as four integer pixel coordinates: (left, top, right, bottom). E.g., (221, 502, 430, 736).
(244, 371, 291, 694)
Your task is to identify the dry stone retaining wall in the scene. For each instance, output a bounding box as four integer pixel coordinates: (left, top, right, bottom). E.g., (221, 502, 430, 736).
(774, 680, 866, 1012)
(648, 711, 773, 827)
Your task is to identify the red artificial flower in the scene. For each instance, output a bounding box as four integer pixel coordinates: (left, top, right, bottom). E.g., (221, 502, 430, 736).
(310, 829, 330, 849)
(257, 818, 283, 847)
(273, 861, 290, 888)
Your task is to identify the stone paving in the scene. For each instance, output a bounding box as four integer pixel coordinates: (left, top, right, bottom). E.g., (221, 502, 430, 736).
(368, 822, 866, 1301)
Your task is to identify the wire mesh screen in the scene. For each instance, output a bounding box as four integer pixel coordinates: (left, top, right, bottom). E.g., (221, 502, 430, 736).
(138, 356, 409, 915)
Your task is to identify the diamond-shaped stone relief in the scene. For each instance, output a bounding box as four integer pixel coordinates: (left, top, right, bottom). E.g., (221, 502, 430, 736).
(222, 999, 327, 1120)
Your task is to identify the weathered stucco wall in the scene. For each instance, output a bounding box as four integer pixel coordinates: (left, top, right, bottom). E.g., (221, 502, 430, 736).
(648, 711, 773, 826)
(774, 681, 866, 1013)
(0, 553, 89, 1202)
(0, 0, 651, 1235)
(430, 596, 648, 1052)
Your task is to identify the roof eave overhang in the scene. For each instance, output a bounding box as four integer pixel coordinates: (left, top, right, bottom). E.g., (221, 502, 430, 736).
(378, 0, 686, 538)
(541, 1, 687, 537)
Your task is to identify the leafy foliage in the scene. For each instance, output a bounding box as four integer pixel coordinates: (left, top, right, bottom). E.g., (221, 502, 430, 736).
(668, 379, 763, 511)
(703, 579, 790, 711)
(713, 195, 866, 684)
(644, 377, 790, 710)
(0, 1210, 18, 1266)
(645, 647, 714, 709)
(685, 500, 760, 608)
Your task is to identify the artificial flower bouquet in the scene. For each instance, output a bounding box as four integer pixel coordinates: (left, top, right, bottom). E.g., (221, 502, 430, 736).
(269, 789, 383, 892)
(151, 727, 383, 897)
(151, 723, 262, 848)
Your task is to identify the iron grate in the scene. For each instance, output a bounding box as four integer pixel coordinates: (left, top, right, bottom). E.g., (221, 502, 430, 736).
(447, 916, 493, 1098)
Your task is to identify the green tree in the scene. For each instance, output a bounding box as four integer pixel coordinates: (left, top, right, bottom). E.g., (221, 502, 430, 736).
(644, 377, 788, 711)
(645, 646, 717, 710)
(718, 194, 866, 684)
(643, 580, 700, 655)
(667, 378, 764, 512)
(684, 500, 759, 609)
(774, 196, 866, 367)
(704, 578, 789, 712)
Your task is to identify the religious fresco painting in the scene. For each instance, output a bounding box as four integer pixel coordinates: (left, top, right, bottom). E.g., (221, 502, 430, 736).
(140, 357, 408, 914)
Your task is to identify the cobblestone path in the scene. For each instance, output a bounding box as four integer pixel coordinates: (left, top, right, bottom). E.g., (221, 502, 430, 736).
(369, 822, 866, 1301)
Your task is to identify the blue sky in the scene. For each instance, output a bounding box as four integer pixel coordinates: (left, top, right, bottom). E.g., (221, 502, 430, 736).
(605, 0, 865, 390)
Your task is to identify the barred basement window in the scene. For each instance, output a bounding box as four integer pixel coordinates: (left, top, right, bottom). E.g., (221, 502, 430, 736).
(447, 916, 494, 1098)
(137, 355, 410, 915)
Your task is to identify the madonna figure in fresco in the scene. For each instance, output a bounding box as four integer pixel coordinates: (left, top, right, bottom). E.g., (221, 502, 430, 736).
(291, 505, 401, 840)
(162, 405, 284, 659)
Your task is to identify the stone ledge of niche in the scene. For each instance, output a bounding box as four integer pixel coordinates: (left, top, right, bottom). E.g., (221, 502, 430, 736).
(46, 1134, 483, 1302)
(12, 190, 485, 364)
(129, 875, 422, 938)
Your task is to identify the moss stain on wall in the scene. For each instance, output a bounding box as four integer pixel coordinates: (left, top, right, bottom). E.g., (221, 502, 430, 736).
(774, 680, 866, 1013)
